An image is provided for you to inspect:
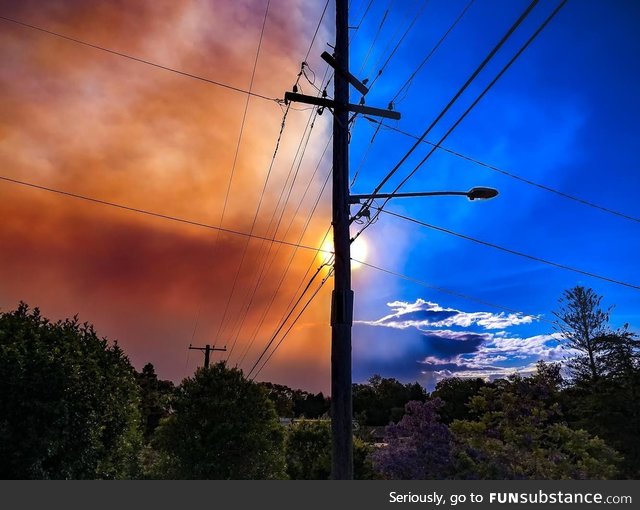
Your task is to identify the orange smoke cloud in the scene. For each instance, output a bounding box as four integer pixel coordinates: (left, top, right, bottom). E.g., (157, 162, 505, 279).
(0, 0, 335, 392)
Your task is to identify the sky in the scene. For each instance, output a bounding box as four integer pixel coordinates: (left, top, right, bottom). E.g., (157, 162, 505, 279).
(1, 0, 639, 393)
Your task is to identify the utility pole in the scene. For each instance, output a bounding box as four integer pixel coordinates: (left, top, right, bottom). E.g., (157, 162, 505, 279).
(331, 0, 352, 481)
(284, 0, 400, 479)
(188, 344, 227, 368)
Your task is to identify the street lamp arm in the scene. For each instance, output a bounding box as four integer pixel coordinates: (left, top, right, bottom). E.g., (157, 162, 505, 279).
(349, 187, 498, 204)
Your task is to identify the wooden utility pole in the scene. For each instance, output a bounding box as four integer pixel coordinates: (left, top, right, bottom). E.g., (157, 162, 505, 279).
(331, 0, 353, 481)
(188, 344, 227, 368)
(284, 0, 400, 480)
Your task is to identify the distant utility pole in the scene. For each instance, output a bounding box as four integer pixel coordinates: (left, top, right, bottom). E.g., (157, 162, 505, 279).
(284, 0, 400, 480)
(188, 344, 227, 368)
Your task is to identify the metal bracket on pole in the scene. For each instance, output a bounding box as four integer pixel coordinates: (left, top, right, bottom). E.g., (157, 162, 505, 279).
(331, 290, 354, 326)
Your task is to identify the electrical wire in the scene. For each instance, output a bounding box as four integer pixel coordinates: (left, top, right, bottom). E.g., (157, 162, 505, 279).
(358, 0, 540, 212)
(367, 0, 430, 89)
(364, 117, 640, 224)
(374, 206, 640, 291)
(353, 0, 566, 242)
(391, 0, 476, 105)
(250, 267, 334, 380)
(0, 15, 282, 104)
(0, 175, 333, 254)
(354, 258, 553, 324)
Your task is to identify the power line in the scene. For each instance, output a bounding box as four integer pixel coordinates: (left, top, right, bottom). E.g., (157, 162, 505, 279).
(354, 258, 553, 325)
(232, 146, 333, 368)
(364, 118, 640, 224)
(305, 0, 330, 62)
(391, 0, 476, 105)
(367, 0, 430, 89)
(250, 267, 333, 381)
(354, 0, 566, 240)
(375, 206, 640, 291)
(0, 15, 282, 104)
(246, 258, 333, 379)
(207, 0, 277, 349)
(0, 175, 332, 254)
(222, 77, 327, 360)
(360, 0, 540, 207)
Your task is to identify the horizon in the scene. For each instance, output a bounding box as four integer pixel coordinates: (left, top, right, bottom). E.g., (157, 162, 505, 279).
(1, 0, 639, 395)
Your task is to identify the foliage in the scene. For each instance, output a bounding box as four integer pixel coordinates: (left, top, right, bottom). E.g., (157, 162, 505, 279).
(150, 362, 285, 479)
(553, 286, 640, 478)
(451, 363, 620, 480)
(0, 303, 142, 479)
(258, 382, 330, 419)
(135, 363, 174, 439)
(554, 286, 612, 381)
(353, 375, 427, 426)
(372, 399, 453, 479)
(284, 419, 376, 479)
(431, 377, 487, 424)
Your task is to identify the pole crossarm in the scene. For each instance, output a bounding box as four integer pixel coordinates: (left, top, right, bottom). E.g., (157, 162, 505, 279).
(188, 344, 227, 368)
(284, 92, 401, 120)
(320, 51, 369, 96)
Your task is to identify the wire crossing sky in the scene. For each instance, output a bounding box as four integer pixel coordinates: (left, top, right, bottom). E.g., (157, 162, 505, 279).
(0, 0, 639, 392)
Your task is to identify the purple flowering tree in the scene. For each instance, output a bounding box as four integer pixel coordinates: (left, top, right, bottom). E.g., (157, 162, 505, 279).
(372, 398, 452, 479)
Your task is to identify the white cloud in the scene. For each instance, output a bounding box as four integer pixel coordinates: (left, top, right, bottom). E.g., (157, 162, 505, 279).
(358, 298, 538, 331)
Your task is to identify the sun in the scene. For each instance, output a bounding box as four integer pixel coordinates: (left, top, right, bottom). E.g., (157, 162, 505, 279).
(319, 236, 368, 270)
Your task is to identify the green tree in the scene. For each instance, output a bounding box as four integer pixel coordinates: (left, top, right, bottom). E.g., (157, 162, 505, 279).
(150, 363, 285, 479)
(135, 363, 174, 439)
(0, 303, 142, 479)
(554, 286, 611, 381)
(431, 377, 487, 424)
(451, 364, 619, 479)
(284, 419, 376, 479)
(353, 375, 427, 426)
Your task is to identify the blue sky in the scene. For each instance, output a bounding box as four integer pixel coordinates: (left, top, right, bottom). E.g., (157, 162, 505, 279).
(344, 0, 640, 388)
(1, 0, 638, 393)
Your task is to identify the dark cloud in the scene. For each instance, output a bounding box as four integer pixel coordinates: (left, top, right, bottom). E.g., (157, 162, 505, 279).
(420, 331, 486, 359)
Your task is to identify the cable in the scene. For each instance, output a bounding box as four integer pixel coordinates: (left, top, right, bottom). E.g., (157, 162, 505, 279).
(231, 145, 333, 368)
(221, 67, 331, 360)
(305, 0, 331, 62)
(364, 118, 640, 224)
(354, 0, 565, 240)
(0, 175, 333, 254)
(0, 15, 282, 104)
(367, 0, 430, 89)
(375, 206, 640, 291)
(354, 258, 552, 324)
(250, 267, 333, 381)
(357, 0, 395, 76)
(189, 0, 273, 350)
(246, 258, 333, 379)
(391, 0, 475, 105)
(360, 0, 540, 208)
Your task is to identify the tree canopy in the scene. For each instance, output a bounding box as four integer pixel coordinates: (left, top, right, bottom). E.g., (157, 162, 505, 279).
(0, 303, 142, 479)
(150, 362, 285, 479)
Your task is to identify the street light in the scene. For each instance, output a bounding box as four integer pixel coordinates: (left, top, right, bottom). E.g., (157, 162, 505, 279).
(349, 186, 499, 204)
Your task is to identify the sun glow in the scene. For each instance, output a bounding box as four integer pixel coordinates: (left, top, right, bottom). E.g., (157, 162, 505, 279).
(319, 236, 368, 270)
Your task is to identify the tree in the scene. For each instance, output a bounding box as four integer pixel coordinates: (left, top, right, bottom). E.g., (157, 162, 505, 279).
(284, 419, 376, 479)
(554, 286, 611, 381)
(353, 375, 427, 426)
(150, 363, 285, 479)
(431, 377, 487, 424)
(451, 365, 619, 479)
(372, 399, 453, 479)
(135, 363, 174, 439)
(0, 303, 142, 479)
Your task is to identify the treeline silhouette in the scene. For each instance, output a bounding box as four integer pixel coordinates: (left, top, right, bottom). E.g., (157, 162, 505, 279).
(0, 286, 638, 479)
